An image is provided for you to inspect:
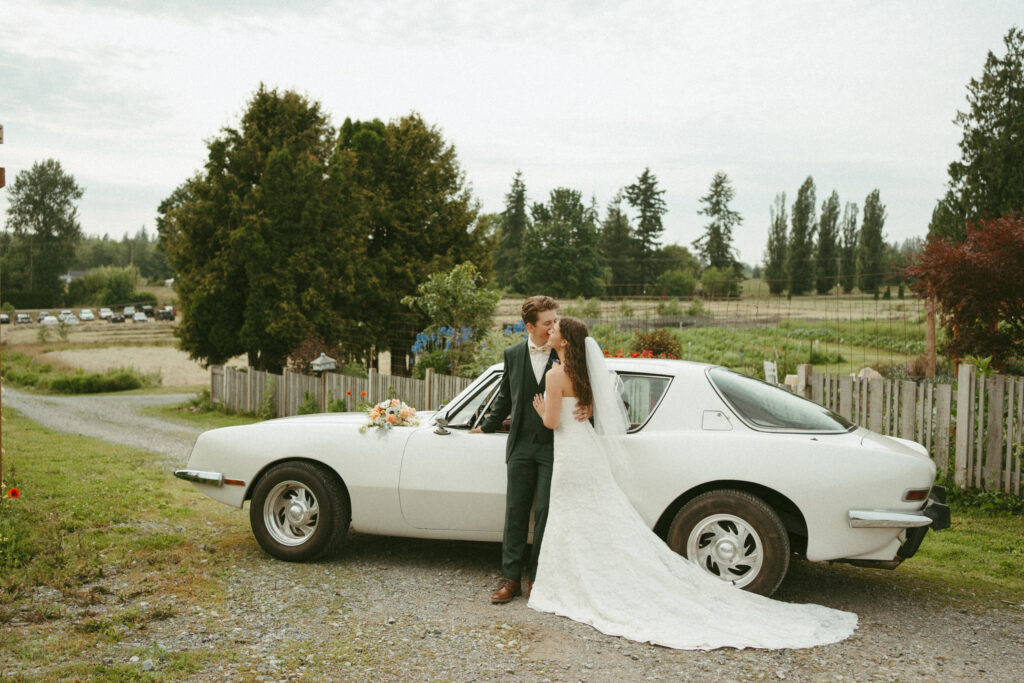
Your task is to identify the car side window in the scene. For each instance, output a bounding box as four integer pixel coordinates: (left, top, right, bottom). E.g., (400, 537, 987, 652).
(616, 373, 671, 429)
(445, 375, 501, 429)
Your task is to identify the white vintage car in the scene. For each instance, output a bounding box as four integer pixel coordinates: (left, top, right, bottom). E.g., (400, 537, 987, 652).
(176, 360, 949, 596)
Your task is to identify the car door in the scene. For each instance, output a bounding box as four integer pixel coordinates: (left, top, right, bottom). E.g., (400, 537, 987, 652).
(398, 373, 509, 532)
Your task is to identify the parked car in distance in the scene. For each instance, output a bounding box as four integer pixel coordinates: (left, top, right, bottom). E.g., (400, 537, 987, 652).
(37, 311, 51, 323)
(41, 315, 59, 325)
(109, 313, 126, 323)
(15, 313, 32, 324)
(142, 305, 155, 318)
(0, 313, 9, 324)
(98, 307, 113, 319)
(177, 359, 950, 597)
(124, 306, 136, 316)
(131, 312, 148, 323)
(64, 314, 80, 325)
(79, 309, 95, 321)
(156, 305, 175, 321)
(58, 309, 74, 321)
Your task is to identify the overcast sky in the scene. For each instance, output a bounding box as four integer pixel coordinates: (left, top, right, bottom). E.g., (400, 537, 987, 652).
(1, 1, 1018, 265)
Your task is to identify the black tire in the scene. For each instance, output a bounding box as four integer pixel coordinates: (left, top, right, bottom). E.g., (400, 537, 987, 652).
(666, 489, 790, 596)
(249, 461, 350, 561)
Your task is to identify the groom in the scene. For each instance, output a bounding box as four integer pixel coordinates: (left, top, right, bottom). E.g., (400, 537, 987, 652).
(470, 295, 587, 603)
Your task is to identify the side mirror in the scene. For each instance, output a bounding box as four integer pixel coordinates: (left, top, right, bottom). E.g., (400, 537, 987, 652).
(434, 416, 451, 435)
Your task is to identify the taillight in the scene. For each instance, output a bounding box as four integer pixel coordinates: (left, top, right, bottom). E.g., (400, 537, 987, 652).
(903, 488, 930, 502)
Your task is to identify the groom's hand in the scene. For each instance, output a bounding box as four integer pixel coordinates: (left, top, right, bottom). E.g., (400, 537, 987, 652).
(573, 402, 593, 421)
(469, 427, 483, 434)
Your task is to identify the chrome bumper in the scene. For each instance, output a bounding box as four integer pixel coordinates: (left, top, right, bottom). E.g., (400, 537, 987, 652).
(848, 509, 934, 528)
(174, 469, 224, 486)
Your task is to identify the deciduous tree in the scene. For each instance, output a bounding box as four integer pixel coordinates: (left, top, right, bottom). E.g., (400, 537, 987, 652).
(2, 159, 84, 305)
(815, 191, 841, 294)
(906, 215, 1024, 369)
(787, 177, 817, 295)
(839, 202, 859, 293)
(857, 190, 887, 293)
(763, 193, 788, 294)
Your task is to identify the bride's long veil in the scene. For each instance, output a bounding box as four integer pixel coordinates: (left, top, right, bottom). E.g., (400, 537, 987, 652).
(584, 337, 631, 436)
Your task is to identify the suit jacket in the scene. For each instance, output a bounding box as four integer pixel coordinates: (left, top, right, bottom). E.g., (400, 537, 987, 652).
(480, 340, 557, 461)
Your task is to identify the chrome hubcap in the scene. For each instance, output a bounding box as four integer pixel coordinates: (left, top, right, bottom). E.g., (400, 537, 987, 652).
(687, 513, 764, 588)
(264, 480, 319, 546)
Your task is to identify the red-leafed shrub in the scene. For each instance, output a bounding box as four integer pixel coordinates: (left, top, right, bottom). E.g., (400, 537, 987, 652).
(905, 215, 1024, 369)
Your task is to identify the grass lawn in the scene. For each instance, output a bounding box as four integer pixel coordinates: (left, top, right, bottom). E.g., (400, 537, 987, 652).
(139, 401, 261, 430)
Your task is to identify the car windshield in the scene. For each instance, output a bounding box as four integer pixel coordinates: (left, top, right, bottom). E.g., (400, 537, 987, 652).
(708, 367, 854, 433)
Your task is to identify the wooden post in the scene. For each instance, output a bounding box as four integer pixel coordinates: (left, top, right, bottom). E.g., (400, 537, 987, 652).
(954, 364, 976, 487)
(425, 368, 434, 411)
(838, 375, 854, 421)
(869, 377, 883, 433)
(983, 375, 1004, 491)
(797, 364, 813, 399)
(925, 297, 937, 379)
(934, 383, 952, 472)
(900, 380, 917, 441)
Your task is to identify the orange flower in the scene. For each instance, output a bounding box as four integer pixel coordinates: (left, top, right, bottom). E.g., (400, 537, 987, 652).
(386, 414, 397, 424)
(361, 391, 366, 397)
(391, 398, 400, 406)
(7, 488, 20, 499)
(400, 408, 410, 419)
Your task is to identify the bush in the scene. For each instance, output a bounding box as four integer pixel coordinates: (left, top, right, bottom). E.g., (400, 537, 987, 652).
(296, 391, 319, 415)
(411, 348, 452, 379)
(617, 301, 635, 319)
(701, 266, 740, 297)
(48, 369, 146, 394)
(259, 377, 277, 420)
(656, 299, 684, 316)
(632, 329, 683, 358)
(326, 393, 347, 412)
(686, 298, 706, 317)
(563, 297, 602, 318)
(657, 269, 696, 296)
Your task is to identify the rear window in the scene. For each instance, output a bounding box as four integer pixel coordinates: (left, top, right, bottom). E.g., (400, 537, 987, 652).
(708, 367, 854, 433)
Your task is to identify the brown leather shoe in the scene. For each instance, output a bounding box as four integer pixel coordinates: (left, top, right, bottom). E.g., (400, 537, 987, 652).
(490, 579, 521, 604)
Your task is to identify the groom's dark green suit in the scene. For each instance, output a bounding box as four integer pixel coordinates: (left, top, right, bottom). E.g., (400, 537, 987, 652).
(480, 339, 558, 582)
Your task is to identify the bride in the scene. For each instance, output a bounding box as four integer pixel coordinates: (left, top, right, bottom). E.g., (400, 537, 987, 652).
(528, 316, 858, 650)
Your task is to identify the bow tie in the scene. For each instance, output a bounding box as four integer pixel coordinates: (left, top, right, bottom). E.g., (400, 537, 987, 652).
(529, 343, 550, 355)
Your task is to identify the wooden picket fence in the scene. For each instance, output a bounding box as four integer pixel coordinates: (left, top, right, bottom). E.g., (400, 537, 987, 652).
(798, 364, 1022, 495)
(210, 365, 474, 418)
(211, 362, 1022, 495)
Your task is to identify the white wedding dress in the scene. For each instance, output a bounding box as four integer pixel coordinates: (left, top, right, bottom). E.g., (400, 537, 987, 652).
(528, 394, 858, 650)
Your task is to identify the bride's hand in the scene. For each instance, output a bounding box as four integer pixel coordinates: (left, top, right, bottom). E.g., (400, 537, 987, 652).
(532, 393, 545, 417)
(573, 402, 593, 422)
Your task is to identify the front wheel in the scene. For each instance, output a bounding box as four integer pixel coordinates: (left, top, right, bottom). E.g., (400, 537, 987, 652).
(666, 489, 790, 596)
(249, 461, 349, 561)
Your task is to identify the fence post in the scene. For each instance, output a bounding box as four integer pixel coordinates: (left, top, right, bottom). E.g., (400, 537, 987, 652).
(368, 368, 378, 405)
(425, 368, 434, 411)
(900, 380, 917, 441)
(838, 375, 854, 421)
(868, 377, 883, 433)
(797, 364, 813, 399)
(983, 375, 1005, 491)
(954, 364, 976, 487)
(934, 383, 952, 472)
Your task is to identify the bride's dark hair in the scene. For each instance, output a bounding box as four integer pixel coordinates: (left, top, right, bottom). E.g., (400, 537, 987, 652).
(558, 316, 592, 409)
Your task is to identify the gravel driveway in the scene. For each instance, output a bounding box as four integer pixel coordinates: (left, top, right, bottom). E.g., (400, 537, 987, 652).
(4, 390, 1023, 681)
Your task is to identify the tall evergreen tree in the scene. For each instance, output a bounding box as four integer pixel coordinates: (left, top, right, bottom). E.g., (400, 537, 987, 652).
(930, 27, 1024, 240)
(815, 190, 841, 294)
(857, 190, 887, 293)
(692, 171, 742, 273)
(787, 176, 818, 295)
(839, 201, 859, 293)
(624, 168, 667, 286)
(518, 188, 603, 297)
(763, 193, 788, 295)
(494, 170, 529, 291)
(597, 191, 639, 290)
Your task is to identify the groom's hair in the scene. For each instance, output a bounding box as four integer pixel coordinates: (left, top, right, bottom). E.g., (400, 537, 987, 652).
(521, 295, 558, 325)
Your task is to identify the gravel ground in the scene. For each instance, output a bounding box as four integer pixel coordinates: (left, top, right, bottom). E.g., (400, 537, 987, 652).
(3, 390, 1023, 681)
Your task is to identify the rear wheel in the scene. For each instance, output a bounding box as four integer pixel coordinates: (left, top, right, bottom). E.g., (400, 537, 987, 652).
(667, 489, 789, 596)
(249, 461, 349, 561)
